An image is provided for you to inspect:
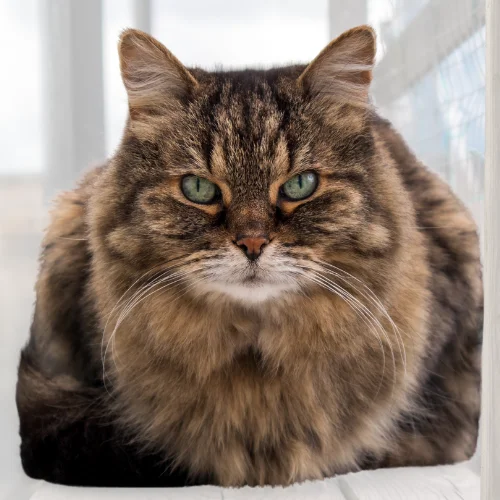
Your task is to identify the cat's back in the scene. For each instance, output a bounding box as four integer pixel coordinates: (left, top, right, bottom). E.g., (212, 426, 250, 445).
(371, 114, 482, 466)
(17, 165, 104, 388)
(372, 114, 477, 236)
(372, 112, 482, 345)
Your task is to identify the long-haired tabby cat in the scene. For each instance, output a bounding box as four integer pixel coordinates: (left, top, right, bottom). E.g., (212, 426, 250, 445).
(16, 25, 482, 487)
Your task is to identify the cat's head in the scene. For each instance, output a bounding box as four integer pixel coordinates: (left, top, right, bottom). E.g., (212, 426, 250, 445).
(94, 26, 404, 304)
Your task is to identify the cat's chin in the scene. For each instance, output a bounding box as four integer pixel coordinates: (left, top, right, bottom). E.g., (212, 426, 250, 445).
(199, 281, 298, 304)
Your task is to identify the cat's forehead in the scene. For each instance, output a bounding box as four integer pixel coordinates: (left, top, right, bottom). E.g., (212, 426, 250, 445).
(209, 83, 291, 184)
(155, 71, 309, 189)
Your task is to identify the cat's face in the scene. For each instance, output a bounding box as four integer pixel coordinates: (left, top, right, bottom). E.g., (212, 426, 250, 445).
(100, 27, 398, 303)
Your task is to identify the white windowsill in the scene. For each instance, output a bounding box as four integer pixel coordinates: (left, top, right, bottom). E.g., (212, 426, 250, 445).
(7, 463, 480, 500)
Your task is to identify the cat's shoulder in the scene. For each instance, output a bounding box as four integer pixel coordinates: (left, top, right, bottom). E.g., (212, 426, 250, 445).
(45, 163, 105, 239)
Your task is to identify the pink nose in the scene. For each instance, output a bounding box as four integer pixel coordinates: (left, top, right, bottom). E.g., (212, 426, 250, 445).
(235, 235, 269, 261)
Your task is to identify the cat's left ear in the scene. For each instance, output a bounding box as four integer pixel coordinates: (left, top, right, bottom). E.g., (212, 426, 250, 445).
(118, 29, 198, 116)
(297, 25, 376, 108)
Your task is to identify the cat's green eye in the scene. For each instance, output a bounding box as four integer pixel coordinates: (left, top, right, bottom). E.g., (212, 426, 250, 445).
(181, 175, 220, 204)
(281, 172, 318, 201)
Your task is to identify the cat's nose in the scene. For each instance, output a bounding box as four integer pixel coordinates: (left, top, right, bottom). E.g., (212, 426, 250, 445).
(235, 235, 269, 261)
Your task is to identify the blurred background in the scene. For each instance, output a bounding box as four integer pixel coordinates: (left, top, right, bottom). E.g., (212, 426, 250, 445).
(0, 0, 485, 497)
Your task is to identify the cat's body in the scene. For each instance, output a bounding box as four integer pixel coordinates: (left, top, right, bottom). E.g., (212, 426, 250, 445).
(17, 27, 482, 487)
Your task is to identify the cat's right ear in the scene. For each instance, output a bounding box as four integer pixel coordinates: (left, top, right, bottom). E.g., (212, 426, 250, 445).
(297, 25, 376, 109)
(118, 29, 198, 116)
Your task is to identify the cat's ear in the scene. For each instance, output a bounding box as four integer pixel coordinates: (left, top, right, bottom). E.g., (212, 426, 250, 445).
(297, 25, 376, 108)
(118, 29, 198, 115)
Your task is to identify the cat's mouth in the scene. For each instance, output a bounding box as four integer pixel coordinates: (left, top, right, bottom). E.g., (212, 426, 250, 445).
(227, 265, 274, 290)
(241, 269, 261, 283)
(196, 248, 301, 303)
(242, 277, 259, 284)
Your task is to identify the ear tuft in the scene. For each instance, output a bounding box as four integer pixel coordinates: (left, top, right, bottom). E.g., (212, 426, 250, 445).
(118, 29, 198, 115)
(298, 25, 376, 109)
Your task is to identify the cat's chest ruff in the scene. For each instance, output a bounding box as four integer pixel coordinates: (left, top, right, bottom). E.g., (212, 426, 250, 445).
(116, 293, 406, 486)
(173, 349, 334, 485)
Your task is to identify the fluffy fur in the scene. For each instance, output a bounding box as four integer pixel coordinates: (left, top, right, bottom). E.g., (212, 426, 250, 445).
(16, 26, 482, 487)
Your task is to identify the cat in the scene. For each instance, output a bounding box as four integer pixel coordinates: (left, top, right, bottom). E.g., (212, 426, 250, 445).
(16, 25, 482, 487)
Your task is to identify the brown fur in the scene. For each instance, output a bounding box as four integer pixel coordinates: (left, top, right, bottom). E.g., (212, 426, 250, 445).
(17, 26, 482, 487)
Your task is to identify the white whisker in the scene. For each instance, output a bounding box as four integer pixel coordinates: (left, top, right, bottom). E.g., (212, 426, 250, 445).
(101, 270, 177, 381)
(317, 260, 407, 377)
(297, 265, 397, 402)
(101, 263, 203, 394)
(105, 271, 195, 364)
(109, 274, 210, 389)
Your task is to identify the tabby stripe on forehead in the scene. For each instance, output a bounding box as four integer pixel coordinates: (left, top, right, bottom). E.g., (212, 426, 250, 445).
(204, 133, 214, 174)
